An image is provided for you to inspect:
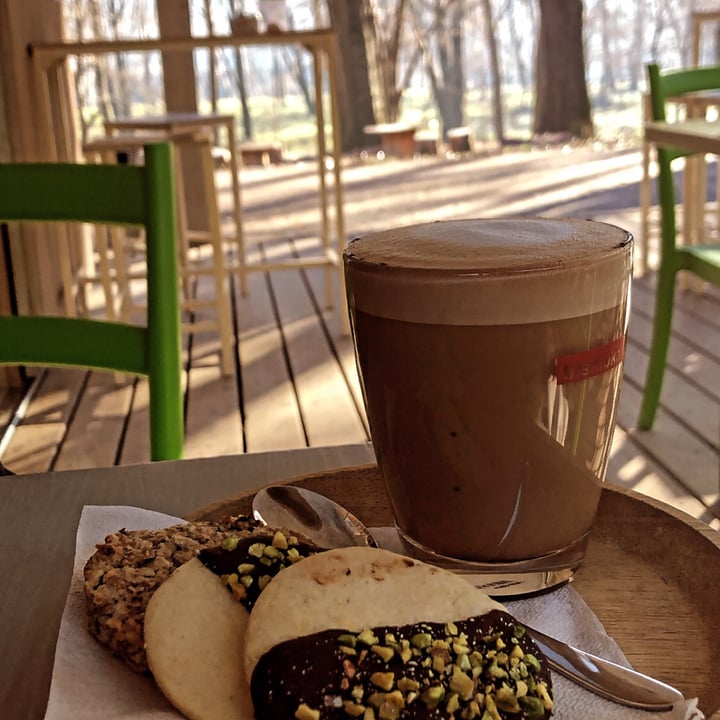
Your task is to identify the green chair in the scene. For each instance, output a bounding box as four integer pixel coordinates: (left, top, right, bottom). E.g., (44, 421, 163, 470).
(638, 63, 720, 430)
(0, 142, 184, 462)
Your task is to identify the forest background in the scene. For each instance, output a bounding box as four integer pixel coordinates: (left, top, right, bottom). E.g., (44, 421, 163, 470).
(62, 0, 720, 157)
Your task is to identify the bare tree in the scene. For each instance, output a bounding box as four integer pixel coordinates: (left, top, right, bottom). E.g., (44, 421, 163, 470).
(325, 0, 378, 151)
(64, 0, 150, 141)
(365, 0, 422, 122)
(281, 10, 315, 116)
(646, 0, 686, 68)
(500, 0, 531, 91)
(481, 0, 504, 143)
(534, 0, 593, 139)
(628, 0, 646, 90)
(412, 0, 466, 138)
(211, 0, 253, 139)
(200, 0, 219, 116)
(598, 0, 615, 98)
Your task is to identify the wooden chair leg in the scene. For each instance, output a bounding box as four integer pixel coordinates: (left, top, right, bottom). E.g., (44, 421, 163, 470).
(94, 225, 118, 321)
(199, 141, 235, 377)
(640, 138, 651, 276)
(638, 266, 677, 429)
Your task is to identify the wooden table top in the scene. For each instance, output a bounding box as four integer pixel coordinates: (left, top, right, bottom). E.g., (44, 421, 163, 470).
(644, 118, 720, 155)
(105, 112, 236, 132)
(4, 442, 718, 718)
(0, 443, 374, 719)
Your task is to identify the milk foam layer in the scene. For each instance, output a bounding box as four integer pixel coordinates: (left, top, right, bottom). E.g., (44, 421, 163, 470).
(344, 218, 633, 325)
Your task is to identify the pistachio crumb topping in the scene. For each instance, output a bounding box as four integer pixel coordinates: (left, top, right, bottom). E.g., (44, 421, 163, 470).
(252, 612, 553, 719)
(295, 702, 321, 720)
(198, 530, 317, 610)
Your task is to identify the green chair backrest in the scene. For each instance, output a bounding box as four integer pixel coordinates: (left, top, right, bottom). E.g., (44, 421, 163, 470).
(647, 62, 720, 162)
(646, 63, 720, 258)
(0, 142, 183, 462)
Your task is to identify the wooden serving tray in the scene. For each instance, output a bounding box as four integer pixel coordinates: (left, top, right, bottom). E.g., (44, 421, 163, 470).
(188, 464, 720, 718)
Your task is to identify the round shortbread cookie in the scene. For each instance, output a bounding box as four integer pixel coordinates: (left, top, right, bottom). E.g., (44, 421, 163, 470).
(143, 528, 318, 720)
(83, 515, 259, 673)
(245, 547, 554, 720)
(144, 558, 253, 720)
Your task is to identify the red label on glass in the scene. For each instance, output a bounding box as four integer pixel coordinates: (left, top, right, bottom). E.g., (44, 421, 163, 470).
(555, 336, 626, 385)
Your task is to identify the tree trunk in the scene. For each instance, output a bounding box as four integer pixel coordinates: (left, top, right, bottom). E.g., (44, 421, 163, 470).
(282, 47, 315, 115)
(534, 0, 593, 139)
(203, 0, 219, 117)
(233, 47, 253, 140)
(374, 0, 411, 122)
(481, 0, 504, 144)
(598, 0, 615, 101)
(416, 0, 466, 139)
(218, 0, 252, 139)
(505, 2, 529, 90)
(628, 1, 645, 90)
(326, 0, 377, 151)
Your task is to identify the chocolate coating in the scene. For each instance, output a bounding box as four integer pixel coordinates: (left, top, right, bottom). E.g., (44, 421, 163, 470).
(198, 532, 317, 610)
(251, 609, 553, 719)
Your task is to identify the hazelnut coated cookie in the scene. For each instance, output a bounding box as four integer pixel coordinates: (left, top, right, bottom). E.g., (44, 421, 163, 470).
(83, 515, 259, 673)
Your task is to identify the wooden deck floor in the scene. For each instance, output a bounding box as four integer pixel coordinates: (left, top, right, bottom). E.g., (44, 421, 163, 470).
(1, 143, 719, 532)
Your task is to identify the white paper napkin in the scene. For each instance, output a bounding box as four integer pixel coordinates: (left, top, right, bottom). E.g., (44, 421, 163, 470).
(370, 527, 703, 720)
(44, 506, 704, 720)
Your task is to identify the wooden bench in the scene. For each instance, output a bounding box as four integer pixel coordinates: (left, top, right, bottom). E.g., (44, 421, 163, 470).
(363, 123, 417, 159)
(239, 141, 283, 166)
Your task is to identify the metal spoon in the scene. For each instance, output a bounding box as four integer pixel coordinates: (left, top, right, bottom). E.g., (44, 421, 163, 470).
(252, 485, 376, 550)
(252, 485, 686, 712)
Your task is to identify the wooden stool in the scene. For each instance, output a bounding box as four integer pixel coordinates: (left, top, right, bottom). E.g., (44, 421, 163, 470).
(81, 130, 235, 376)
(446, 126, 473, 154)
(414, 131, 439, 156)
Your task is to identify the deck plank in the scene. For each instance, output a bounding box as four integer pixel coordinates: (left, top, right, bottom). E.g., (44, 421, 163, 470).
(292, 237, 368, 433)
(53, 373, 133, 471)
(608, 426, 713, 523)
(236, 246, 307, 452)
(118, 378, 151, 465)
(616, 377, 719, 507)
(630, 289, 720, 399)
(2, 368, 86, 473)
(267, 239, 369, 447)
(626, 317, 719, 445)
(628, 279, 720, 447)
(183, 271, 243, 459)
(633, 280, 720, 359)
(0, 386, 21, 436)
(623, 280, 720, 508)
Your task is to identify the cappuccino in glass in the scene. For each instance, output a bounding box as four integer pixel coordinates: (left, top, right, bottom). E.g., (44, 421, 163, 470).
(344, 218, 633, 592)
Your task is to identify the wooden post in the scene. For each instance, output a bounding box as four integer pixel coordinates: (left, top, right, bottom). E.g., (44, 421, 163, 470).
(0, 1, 72, 319)
(157, 1, 209, 231)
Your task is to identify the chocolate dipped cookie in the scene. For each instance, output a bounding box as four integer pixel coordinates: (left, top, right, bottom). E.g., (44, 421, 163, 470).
(245, 547, 554, 720)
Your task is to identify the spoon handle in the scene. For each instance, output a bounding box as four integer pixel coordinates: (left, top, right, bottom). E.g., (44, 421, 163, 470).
(528, 626, 684, 711)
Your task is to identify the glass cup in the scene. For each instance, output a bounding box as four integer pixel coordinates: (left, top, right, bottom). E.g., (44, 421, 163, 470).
(344, 218, 633, 596)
